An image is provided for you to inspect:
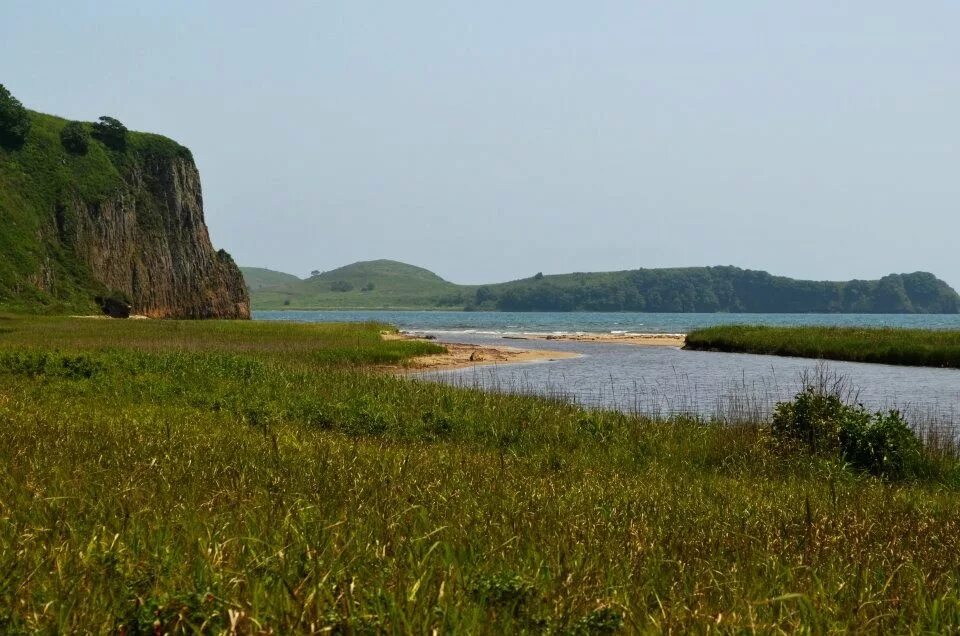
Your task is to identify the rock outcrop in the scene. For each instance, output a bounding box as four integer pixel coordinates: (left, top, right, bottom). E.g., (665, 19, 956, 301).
(60, 154, 250, 319)
(0, 106, 249, 319)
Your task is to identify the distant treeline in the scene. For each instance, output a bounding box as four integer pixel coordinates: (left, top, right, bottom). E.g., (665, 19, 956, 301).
(468, 268, 960, 313)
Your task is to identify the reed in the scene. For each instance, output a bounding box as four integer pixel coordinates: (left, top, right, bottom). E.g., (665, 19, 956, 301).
(686, 324, 960, 368)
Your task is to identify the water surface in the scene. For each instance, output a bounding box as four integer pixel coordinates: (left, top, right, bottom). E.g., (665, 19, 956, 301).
(255, 310, 960, 335)
(256, 310, 960, 425)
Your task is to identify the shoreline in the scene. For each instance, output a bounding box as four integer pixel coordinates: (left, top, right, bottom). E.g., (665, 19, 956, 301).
(405, 330, 687, 348)
(385, 330, 686, 373)
(383, 332, 581, 372)
(519, 332, 685, 347)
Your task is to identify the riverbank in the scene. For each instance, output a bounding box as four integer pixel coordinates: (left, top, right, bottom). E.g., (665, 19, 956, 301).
(686, 325, 960, 369)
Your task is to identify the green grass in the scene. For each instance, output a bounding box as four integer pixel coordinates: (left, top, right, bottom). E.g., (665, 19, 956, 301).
(685, 325, 960, 368)
(2, 317, 960, 632)
(240, 267, 304, 292)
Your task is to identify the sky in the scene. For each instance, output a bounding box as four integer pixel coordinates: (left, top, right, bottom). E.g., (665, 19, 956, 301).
(3, 2, 958, 287)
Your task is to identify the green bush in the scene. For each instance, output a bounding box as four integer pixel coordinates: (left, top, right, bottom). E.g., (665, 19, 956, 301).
(470, 572, 536, 612)
(330, 280, 353, 292)
(771, 387, 847, 453)
(0, 84, 31, 147)
(839, 408, 923, 480)
(772, 387, 925, 479)
(59, 121, 90, 154)
(91, 115, 128, 150)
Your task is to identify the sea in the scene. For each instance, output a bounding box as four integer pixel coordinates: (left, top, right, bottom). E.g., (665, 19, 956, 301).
(255, 310, 960, 427)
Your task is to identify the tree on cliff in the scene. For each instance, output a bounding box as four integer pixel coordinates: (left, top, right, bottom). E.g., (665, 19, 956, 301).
(92, 116, 128, 151)
(0, 84, 31, 148)
(60, 121, 90, 154)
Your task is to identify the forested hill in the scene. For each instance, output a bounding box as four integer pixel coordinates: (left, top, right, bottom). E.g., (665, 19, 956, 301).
(475, 267, 960, 313)
(247, 260, 960, 313)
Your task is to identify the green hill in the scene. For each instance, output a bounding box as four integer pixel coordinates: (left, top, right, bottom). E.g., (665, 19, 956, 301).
(249, 260, 960, 313)
(252, 260, 470, 310)
(241, 267, 302, 291)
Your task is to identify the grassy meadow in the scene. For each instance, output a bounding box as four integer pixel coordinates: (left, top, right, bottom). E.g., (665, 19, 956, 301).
(1, 317, 960, 632)
(685, 325, 960, 368)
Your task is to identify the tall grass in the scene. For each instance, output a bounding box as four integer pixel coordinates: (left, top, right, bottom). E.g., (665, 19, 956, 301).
(686, 325, 960, 368)
(1, 317, 960, 632)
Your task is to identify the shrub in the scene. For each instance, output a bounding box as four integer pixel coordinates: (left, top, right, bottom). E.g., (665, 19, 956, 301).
(0, 84, 31, 147)
(771, 387, 847, 453)
(772, 386, 926, 479)
(839, 409, 923, 479)
(92, 115, 128, 150)
(330, 280, 353, 292)
(0, 351, 102, 379)
(569, 607, 624, 635)
(60, 121, 90, 154)
(471, 572, 536, 612)
(361, 282, 375, 292)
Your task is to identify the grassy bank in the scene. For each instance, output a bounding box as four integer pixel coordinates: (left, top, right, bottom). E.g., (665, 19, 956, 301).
(685, 325, 960, 369)
(1, 317, 960, 632)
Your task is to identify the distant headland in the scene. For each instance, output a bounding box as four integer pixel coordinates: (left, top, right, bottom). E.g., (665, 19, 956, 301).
(242, 260, 960, 314)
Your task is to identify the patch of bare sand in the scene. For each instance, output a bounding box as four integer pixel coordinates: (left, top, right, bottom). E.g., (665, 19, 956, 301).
(71, 315, 151, 320)
(382, 332, 580, 372)
(532, 332, 686, 347)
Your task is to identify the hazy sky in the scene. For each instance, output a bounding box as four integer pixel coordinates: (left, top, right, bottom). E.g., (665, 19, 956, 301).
(4, 2, 958, 286)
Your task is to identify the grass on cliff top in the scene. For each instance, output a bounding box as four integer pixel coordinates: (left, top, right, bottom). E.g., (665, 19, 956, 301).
(2, 317, 960, 633)
(685, 324, 960, 369)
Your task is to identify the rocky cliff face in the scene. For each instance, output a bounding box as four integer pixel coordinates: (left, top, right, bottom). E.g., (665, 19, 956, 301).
(59, 154, 250, 319)
(0, 110, 249, 318)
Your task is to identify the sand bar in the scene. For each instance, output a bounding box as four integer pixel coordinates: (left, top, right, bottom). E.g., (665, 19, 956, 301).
(383, 332, 580, 372)
(531, 332, 685, 347)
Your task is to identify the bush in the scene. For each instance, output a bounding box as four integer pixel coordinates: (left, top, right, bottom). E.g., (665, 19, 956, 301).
(60, 121, 90, 154)
(330, 280, 353, 292)
(839, 409, 923, 480)
(0, 84, 31, 147)
(771, 388, 847, 453)
(470, 572, 536, 612)
(771, 387, 925, 479)
(361, 282, 375, 292)
(92, 115, 128, 150)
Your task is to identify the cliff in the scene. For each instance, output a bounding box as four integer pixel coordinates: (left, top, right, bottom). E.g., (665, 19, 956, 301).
(0, 105, 249, 318)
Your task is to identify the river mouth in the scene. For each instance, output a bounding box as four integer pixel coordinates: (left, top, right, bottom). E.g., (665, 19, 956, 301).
(411, 333, 960, 431)
(255, 310, 960, 431)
